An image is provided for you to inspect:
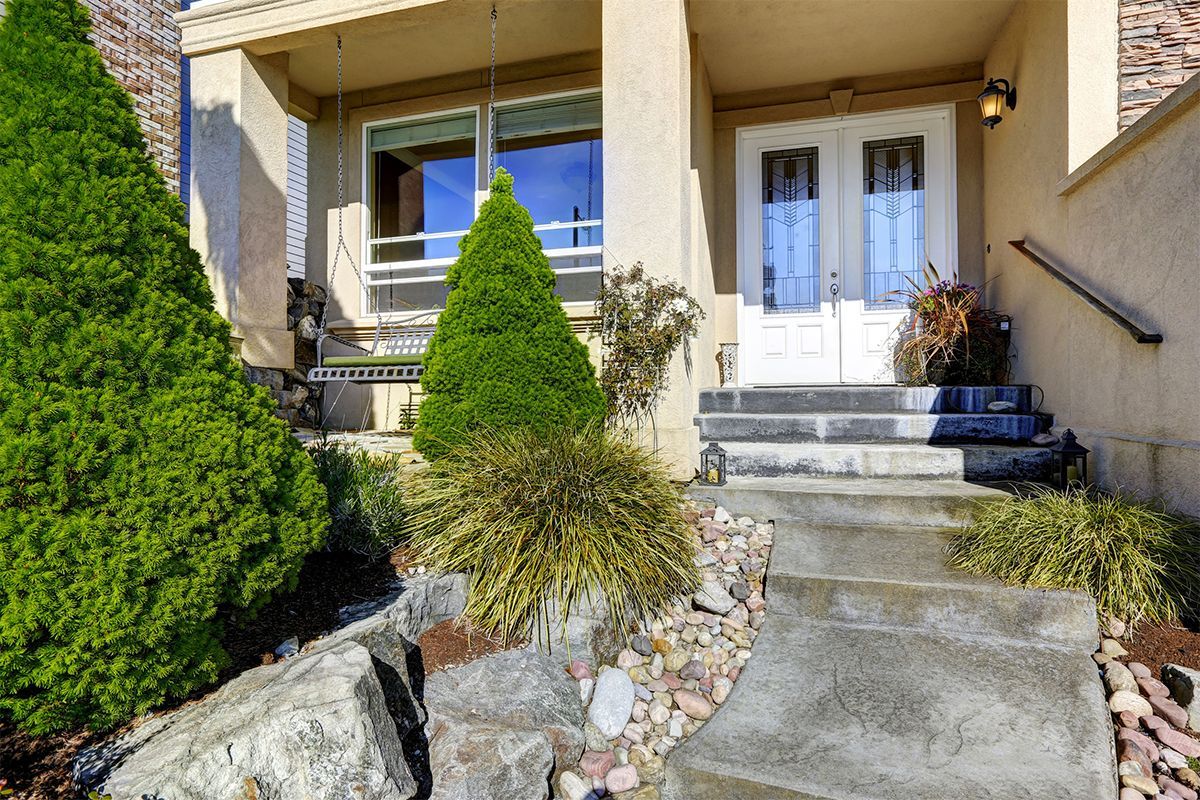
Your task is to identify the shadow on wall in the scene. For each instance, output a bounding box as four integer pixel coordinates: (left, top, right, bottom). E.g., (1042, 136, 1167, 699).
(190, 101, 288, 340)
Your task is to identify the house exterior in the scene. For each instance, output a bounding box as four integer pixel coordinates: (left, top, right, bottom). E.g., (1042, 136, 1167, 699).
(176, 0, 1200, 516)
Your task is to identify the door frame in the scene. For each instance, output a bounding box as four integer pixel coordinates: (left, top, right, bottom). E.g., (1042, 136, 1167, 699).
(735, 104, 959, 386)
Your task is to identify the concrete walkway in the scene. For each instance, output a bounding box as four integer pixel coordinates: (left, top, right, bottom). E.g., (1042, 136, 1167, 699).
(668, 478, 1116, 799)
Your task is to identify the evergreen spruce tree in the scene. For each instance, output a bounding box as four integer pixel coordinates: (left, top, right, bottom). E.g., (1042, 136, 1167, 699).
(413, 169, 605, 457)
(0, 0, 327, 733)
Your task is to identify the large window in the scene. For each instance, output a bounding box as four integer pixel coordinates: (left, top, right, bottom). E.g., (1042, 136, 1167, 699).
(365, 92, 602, 314)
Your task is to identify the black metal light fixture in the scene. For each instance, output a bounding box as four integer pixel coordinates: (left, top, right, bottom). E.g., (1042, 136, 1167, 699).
(1050, 429, 1090, 490)
(699, 442, 727, 486)
(978, 77, 1017, 129)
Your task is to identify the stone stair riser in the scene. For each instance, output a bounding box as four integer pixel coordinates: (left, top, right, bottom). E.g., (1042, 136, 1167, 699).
(699, 385, 1035, 415)
(768, 575, 1097, 651)
(719, 444, 1051, 481)
(695, 412, 1044, 445)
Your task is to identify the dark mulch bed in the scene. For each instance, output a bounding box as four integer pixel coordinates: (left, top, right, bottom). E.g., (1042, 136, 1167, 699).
(0, 548, 410, 799)
(1121, 620, 1200, 676)
(416, 619, 521, 675)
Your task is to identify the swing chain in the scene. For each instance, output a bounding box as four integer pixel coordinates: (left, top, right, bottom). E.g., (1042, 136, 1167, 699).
(319, 33, 382, 339)
(488, 4, 497, 181)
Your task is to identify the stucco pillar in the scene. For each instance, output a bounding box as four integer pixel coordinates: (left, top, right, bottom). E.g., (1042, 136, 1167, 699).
(189, 48, 293, 369)
(603, 0, 702, 476)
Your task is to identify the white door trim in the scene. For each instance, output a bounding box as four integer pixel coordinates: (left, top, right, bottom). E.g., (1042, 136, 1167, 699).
(735, 105, 959, 386)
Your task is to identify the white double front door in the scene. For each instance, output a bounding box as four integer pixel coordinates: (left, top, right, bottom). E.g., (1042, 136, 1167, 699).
(738, 107, 956, 385)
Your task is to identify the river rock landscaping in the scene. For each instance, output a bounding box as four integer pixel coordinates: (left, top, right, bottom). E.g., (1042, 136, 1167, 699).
(556, 503, 771, 800)
(1097, 631, 1200, 799)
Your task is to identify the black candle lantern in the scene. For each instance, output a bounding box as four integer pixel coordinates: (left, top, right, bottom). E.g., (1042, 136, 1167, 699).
(699, 442, 727, 486)
(1050, 429, 1089, 489)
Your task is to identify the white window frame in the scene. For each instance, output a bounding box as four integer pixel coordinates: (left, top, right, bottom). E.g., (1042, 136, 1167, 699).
(360, 90, 603, 318)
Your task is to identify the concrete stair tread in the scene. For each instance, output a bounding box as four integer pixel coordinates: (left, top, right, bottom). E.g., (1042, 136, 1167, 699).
(707, 476, 1011, 498)
(766, 522, 1097, 649)
(664, 617, 1114, 800)
(716, 440, 1048, 455)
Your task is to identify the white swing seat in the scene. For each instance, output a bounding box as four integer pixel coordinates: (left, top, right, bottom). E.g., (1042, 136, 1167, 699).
(307, 317, 436, 385)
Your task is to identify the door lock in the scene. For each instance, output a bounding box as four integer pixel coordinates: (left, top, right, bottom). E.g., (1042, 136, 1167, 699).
(830, 282, 839, 317)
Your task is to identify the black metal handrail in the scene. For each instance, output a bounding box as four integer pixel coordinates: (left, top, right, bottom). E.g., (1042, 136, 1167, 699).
(1009, 240, 1163, 344)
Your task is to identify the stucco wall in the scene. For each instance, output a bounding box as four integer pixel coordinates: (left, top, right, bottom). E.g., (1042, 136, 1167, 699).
(984, 0, 1200, 515)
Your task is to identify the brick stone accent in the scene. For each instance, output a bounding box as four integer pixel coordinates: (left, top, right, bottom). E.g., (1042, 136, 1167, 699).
(1119, 0, 1200, 129)
(83, 1, 184, 196)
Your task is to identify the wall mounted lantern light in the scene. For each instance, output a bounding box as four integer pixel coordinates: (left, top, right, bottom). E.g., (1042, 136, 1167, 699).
(978, 77, 1017, 128)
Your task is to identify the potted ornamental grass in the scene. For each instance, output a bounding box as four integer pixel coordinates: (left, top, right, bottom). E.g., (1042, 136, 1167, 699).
(891, 264, 1011, 386)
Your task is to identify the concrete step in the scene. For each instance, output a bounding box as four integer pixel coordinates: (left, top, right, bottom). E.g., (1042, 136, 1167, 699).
(768, 522, 1096, 649)
(716, 441, 1051, 481)
(699, 385, 1035, 414)
(695, 411, 1045, 444)
(663, 617, 1114, 800)
(688, 477, 1010, 527)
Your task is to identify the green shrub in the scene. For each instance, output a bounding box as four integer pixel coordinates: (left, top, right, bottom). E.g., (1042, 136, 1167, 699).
(0, 1, 327, 734)
(405, 425, 700, 643)
(946, 486, 1200, 628)
(413, 169, 606, 459)
(311, 437, 407, 558)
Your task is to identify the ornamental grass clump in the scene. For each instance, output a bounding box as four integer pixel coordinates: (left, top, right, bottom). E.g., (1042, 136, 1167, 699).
(0, 1, 327, 734)
(405, 426, 700, 645)
(311, 437, 408, 558)
(946, 486, 1200, 629)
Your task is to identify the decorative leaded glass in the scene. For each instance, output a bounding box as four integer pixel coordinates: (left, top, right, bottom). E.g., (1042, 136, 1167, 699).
(761, 147, 820, 314)
(862, 136, 925, 308)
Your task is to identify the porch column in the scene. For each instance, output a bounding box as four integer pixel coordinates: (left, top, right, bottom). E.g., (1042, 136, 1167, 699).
(189, 48, 293, 369)
(602, 0, 700, 475)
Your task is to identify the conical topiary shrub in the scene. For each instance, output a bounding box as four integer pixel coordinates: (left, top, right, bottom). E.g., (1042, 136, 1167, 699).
(0, 0, 327, 734)
(413, 169, 605, 457)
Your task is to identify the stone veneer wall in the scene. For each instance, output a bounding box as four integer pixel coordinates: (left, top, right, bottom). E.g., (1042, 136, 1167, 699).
(83, 0, 185, 195)
(244, 279, 326, 429)
(1119, 0, 1200, 128)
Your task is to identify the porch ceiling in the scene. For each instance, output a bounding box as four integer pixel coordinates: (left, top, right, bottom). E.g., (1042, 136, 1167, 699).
(281, 0, 600, 97)
(689, 0, 1018, 97)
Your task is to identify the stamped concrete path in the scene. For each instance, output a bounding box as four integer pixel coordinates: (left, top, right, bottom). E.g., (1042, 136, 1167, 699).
(669, 388, 1115, 799)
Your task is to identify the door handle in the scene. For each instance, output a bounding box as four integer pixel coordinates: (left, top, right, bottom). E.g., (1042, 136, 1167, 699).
(830, 282, 839, 317)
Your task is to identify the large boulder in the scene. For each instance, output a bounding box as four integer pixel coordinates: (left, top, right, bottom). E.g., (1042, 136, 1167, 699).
(77, 574, 468, 799)
(77, 642, 416, 800)
(424, 649, 585, 799)
(309, 573, 468, 736)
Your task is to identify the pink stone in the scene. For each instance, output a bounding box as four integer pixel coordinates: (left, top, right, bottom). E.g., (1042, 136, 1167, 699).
(1129, 662, 1153, 680)
(1118, 726, 1161, 761)
(1143, 714, 1170, 731)
(1150, 695, 1191, 728)
(1119, 788, 1145, 800)
(674, 689, 715, 721)
(1139, 676, 1172, 698)
(1155, 726, 1200, 758)
(605, 764, 639, 793)
(728, 667, 741, 681)
(579, 750, 615, 778)
(1118, 738, 1154, 777)
(1117, 710, 1142, 728)
(661, 672, 682, 690)
(701, 508, 715, 519)
(1160, 776, 1199, 800)
(569, 660, 591, 681)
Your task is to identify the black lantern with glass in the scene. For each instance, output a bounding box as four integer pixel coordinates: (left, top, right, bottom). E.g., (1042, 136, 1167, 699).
(1050, 428, 1089, 489)
(699, 442, 727, 486)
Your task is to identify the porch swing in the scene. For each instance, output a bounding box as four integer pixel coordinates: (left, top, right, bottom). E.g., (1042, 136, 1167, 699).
(306, 7, 500, 386)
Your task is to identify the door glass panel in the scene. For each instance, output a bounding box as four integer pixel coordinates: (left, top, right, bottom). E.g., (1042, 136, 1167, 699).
(761, 147, 820, 314)
(862, 135, 925, 308)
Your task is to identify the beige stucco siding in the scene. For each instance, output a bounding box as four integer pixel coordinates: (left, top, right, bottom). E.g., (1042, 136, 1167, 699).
(984, 0, 1200, 515)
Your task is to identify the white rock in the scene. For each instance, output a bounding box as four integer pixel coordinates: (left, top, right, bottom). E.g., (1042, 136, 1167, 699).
(588, 668, 636, 739)
(558, 771, 592, 800)
(1109, 690, 1153, 718)
(692, 580, 737, 616)
(579, 677, 595, 706)
(713, 507, 731, 524)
